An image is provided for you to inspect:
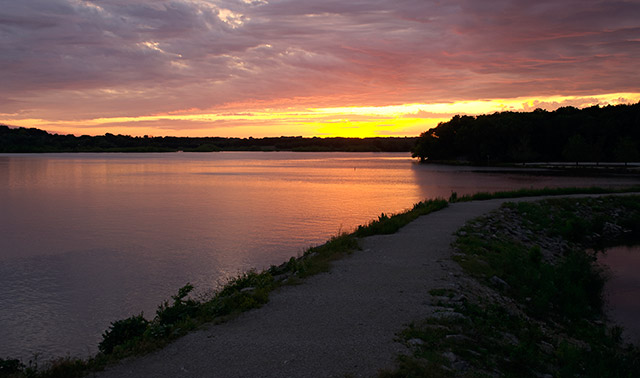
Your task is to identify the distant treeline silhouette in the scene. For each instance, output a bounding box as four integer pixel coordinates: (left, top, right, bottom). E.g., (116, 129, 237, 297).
(0, 126, 417, 153)
(412, 102, 640, 164)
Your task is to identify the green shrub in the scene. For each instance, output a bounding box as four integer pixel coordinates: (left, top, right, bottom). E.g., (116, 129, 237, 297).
(36, 357, 88, 378)
(0, 357, 25, 375)
(155, 283, 199, 327)
(217, 271, 274, 297)
(99, 314, 149, 354)
(355, 199, 447, 237)
(453, 186, 640, 203)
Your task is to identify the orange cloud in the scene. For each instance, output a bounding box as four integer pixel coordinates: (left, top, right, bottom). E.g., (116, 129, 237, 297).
(4, 93, 638, 138)
(1, 1, 639, 137)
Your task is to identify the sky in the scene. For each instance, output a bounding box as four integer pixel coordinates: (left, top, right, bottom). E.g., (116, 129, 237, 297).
(1, 0, 639, 138)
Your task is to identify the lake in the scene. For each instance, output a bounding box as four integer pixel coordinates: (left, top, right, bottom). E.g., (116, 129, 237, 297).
(599, 245, 640, 344)
(0, 152, 637, 360)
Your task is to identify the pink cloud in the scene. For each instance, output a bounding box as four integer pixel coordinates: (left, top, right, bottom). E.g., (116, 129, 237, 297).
(0, 0, 638, 129)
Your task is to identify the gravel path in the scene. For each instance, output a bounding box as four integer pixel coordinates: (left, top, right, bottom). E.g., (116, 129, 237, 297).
(93, 198, 537, 378)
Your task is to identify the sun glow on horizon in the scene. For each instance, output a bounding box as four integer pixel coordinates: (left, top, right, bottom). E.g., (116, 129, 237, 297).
(3, 93, 639, 138)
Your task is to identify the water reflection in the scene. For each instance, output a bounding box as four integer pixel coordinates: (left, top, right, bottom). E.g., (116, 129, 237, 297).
(1, 152, 638, 360)
(598, 245, 640, 344)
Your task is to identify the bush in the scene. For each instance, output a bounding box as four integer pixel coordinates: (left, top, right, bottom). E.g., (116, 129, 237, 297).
(99, 314, 149, 354)
(155, 284, 199, 327)
(0, 358, 25, 375)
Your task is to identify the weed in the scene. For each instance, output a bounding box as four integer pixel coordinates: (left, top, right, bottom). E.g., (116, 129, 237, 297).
(0, 358, 24, 376)
(99, 314, 149, 354)
(449, 186, 640, 203)
(154, 283, 199, 328)
(355, 199, 448, 237)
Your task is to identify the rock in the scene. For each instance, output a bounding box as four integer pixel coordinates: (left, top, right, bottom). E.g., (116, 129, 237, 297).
(602, 222, 623, 238)
(539, 341, 554, 354)
(464, 349, 482, 357)
(445, 334, 472, 343)
(442, 351, 457, 362)
(421, 324, 450, 331)
(273, 273, 292, 282)
(452, 360, 469, 371)
(432, 311, 467, 321)
(490, 275, 510, 289)
(501, 332, 519, 345)
(451, 294, 467, 303)
(407, 338, 425, 346)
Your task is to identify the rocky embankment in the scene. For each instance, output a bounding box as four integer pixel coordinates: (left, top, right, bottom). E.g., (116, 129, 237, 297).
(386, 195, 640, 377)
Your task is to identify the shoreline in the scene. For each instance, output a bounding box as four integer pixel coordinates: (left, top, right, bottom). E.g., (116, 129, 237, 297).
(385, 194, 640, 376)
(4, 188, 640, 377)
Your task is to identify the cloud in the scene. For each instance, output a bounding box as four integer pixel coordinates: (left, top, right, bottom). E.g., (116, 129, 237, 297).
(403, 110, 463, 119)
(520, 96, 637, 112)
(1, 0, 638, 133)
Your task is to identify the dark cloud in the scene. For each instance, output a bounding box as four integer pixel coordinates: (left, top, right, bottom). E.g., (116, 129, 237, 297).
(0, 0, 638, 121)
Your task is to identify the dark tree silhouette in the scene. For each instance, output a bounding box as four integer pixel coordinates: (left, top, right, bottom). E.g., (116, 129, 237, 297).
(615, 137, 640, 166)
(412, 102, 640, 164)
(563, 135, 591, 165)
(0, 125, 417, 153)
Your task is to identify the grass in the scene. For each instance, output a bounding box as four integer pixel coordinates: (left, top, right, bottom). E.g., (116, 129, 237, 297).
(354, 199, 448, 237)
(386, 195, 640, 377)
(448, 185, 640, 203)
(2, 199, 447, 378)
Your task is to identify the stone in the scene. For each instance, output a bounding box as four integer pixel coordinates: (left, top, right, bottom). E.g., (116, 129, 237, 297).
(490, 275, 509, 289)
(442, 351, 457, 362)
(432, 311, 467, 321)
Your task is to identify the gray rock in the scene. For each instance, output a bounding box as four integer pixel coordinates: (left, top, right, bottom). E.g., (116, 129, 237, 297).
(452, 360, 469, 371)
(445, 334, 473, 343)
(442, 351, 457, 362)
(490, 275, 510, 289)
(432, 311, 467, 321)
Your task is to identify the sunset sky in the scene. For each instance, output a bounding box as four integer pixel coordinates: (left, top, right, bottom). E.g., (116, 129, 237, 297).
(1, 0, 639, 137)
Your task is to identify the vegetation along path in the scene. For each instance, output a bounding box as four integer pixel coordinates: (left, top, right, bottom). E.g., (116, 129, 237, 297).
(96, 195, 633, 378)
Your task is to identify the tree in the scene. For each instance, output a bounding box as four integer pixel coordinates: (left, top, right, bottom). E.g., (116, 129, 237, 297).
(614, 137, 639, 166)
(562, 135, 591, 165)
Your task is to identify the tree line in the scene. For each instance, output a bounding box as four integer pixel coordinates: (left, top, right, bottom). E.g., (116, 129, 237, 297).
(412, 102, 640, 164)
(0, 126, 417, 153)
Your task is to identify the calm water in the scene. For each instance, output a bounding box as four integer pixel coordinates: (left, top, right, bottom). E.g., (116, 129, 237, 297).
(1, 152, 637, 360)
(599, 245, 640, 344)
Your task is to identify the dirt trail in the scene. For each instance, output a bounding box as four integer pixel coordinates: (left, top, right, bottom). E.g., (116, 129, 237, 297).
(93, 199, 543, 378)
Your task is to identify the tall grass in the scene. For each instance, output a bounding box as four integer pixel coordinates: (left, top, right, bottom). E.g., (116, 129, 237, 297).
(449, 185, 640, 203)
(354, 199, 448, 237)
